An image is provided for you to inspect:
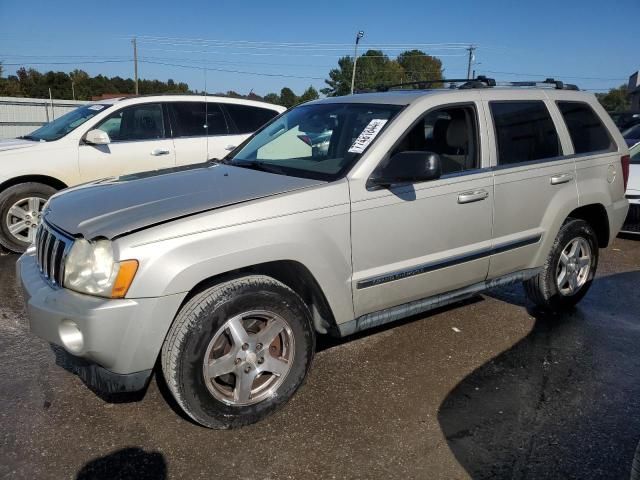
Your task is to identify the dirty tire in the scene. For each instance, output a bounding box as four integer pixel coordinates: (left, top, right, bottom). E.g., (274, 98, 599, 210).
(161, 275, 315, 429)
(0, 182, 56, 253)
(524, 218, 598, 312)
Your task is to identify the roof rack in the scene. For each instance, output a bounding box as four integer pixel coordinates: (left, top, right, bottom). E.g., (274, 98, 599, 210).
(376, 77, 495, 92)
(373, 75, 579, 92)
(502, 78, 579, 91)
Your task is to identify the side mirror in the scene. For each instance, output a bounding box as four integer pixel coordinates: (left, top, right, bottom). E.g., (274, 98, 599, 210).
(368, 151, 441, 188)
(85, 129, 111, 145)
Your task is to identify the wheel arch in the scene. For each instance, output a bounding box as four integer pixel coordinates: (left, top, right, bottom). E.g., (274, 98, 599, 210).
(176, 260, 339, 336)
(0, 175, 68, 193)
(568, 203, 610, 248)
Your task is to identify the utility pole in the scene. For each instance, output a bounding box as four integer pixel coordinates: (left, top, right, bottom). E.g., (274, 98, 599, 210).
(350, 30, 365, 95)
(466, 45, 476, 80)
(71, 80, 75, 101)
(132, 37, 139, 95)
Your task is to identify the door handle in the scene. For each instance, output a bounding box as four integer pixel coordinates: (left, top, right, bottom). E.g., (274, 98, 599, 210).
(225, 145, 237, 151)
(151, 148, 171, 156)
(457, 189, 489, 204)
(550, 173, 574, 185)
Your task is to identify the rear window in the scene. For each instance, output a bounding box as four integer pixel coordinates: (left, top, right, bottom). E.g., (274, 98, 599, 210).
(169, 102, 228, 137)
(557, 101, 614, 154)
(490, 101, 561, 166)
(224, 104, 279, 134)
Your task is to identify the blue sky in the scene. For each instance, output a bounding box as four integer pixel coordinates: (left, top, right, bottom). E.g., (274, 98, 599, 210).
(0, 0, 637, 98)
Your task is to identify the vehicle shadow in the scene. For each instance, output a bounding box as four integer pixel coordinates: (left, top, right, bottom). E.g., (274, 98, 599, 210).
(75, 447, 166, 480)
(437, 271, 640, 479)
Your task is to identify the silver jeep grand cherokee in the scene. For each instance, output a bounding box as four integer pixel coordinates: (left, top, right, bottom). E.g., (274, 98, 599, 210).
(18, 77, 630, 428)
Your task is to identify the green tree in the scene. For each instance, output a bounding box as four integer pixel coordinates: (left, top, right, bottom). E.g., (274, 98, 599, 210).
(322, 49, 444, 96)
(397, 50, 443, 86)
(322, 56, 354, 96)
(263, 92, 280, 105)
(279, 87, 297, 108)
(297, 85, 319, 104)
(596, 85, 630, 112)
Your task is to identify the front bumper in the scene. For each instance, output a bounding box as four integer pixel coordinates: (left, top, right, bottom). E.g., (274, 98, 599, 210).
(17, 252, 187, 392)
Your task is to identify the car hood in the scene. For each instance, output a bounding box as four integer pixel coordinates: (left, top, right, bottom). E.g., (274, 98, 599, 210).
(0, 138, 41, 152)
(45, 163, 325, 240)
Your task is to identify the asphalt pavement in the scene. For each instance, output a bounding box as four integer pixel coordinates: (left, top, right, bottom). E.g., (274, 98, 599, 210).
(1, 237, 639, 479)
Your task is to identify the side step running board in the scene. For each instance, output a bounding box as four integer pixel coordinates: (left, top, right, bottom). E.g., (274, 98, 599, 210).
(338, 268, 541, 337)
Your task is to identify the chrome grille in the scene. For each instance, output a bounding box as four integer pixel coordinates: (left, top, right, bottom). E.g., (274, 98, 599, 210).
(35, 221, 74, 286)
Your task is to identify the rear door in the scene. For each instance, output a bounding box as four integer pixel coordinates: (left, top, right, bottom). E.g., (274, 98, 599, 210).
(78, 102, 175, 181)
(168, 101, 229, 166)
(483, 92, 578, 278)
(218, 103, 280, 158)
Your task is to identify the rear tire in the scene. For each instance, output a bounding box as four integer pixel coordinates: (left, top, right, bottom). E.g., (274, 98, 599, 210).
(0, 182, 56, 253)
(524, 218, 598, 312)
(161, 275, 315, 429)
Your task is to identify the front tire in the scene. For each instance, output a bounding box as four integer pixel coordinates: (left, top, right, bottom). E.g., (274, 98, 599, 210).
(161, 275, 315, 429)
(0, 182, 56, 253)
(524, 218, 599, 312)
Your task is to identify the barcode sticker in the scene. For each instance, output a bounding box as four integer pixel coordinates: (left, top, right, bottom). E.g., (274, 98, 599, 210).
(348, 119, 388, 154)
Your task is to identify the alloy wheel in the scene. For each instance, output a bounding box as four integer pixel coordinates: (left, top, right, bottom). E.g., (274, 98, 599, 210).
(556, 237, 592, 296)
(202, 310, 295, 406)
(5, 197, 46, 244)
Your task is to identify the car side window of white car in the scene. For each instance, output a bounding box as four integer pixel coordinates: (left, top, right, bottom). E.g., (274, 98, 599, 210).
(96, 103, 165, 142)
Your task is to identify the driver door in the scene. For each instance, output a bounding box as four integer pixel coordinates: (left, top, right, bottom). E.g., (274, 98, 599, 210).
(78, 102, 175, 181)
(350, 102, 494, 317)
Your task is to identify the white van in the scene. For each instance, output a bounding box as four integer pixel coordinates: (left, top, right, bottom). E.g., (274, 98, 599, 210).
(0, 95, 284, 251)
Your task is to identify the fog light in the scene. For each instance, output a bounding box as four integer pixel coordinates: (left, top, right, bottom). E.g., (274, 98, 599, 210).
(59, 320, 84, 353)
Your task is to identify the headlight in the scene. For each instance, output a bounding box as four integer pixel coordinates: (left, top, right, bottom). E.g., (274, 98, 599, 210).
(64, 239, 138, 298)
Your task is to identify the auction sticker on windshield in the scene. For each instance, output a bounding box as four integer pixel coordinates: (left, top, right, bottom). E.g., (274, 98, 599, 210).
(348, 119, 388, 154)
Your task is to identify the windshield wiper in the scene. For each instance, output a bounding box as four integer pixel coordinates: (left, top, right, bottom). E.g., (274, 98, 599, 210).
(19, 135, 40, 141)
(228, 160, 286, 175)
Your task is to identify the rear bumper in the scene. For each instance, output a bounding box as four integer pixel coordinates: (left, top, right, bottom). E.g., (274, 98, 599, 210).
(17, 251, 187, 391)
(607, 198, 630, 240)
(621, 199, 640, 234)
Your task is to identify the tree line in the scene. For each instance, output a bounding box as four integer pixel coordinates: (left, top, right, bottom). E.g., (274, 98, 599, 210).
(0, 53, 633, 112)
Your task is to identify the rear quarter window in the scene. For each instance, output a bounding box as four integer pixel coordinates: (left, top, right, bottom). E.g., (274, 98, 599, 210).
(490, 101, 561, 166)
(556, 101, 615, 154)
(224, 104, 279, 134)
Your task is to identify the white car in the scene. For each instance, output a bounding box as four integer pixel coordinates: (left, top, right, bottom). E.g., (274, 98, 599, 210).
(0, 95, 284, 252)
(622, 141, 640, 233)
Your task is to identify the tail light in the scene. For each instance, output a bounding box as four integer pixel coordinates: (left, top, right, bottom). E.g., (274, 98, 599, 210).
(622, 155, 630, 192)
(297, 135, 312, 146)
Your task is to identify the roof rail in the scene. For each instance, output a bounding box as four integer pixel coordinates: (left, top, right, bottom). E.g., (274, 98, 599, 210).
(371, 75, 579, 93)
(376, 76, 496, 92)
(499, 78, 579, 90)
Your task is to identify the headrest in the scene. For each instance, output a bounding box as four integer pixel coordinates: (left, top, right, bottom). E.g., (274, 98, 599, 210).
(446, 117, 467, 149)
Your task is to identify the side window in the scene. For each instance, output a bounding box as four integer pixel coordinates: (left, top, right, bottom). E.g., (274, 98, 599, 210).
(97, 103, 164, 141)
(391, 105, 480, 176)
(490, 101, 560, 165)
(557, 101, 615, 154)
(168, 102, 228, 137)
(225, 104, 279, 134)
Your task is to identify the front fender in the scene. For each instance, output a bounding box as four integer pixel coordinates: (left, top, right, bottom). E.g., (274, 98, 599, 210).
(118, 181, 355, 325)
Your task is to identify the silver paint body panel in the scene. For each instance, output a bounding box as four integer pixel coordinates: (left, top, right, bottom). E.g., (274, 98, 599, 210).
(18, 87, 629, 376)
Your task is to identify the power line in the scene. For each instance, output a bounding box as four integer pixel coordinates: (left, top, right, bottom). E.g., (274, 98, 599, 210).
(0, 60, 130, 66)
(132, 35, 475, 48)
(482, 69, 627, 81)
(139, 59, 325, 80)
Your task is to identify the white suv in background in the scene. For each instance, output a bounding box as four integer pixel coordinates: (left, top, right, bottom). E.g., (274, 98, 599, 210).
(0, 95, 284, 252)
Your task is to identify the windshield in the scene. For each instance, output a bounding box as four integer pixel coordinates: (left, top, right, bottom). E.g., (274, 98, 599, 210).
(24, 103, 112, 142)
(228, 103, 403, 180)
(631, 143, 640, 164)
(623, 124, 640, 140)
